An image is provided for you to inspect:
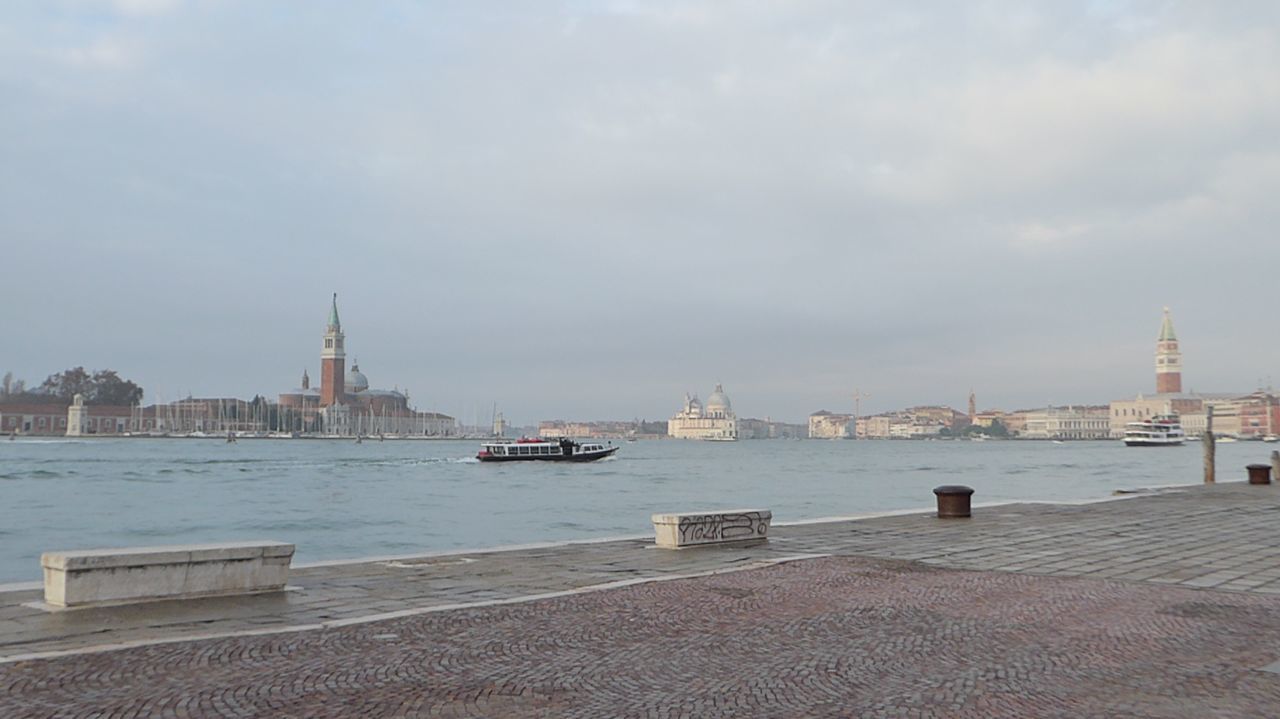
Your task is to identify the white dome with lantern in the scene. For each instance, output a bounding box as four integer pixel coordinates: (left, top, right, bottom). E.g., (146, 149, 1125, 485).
(669, 383, 738, 440)
(705, 384, 732, 415)
(346, 363, 369, 393)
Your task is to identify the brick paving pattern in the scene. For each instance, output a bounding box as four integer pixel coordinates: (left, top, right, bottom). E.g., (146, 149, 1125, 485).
(9, 482, 1280, 661)
(6, 556, 1280, 718)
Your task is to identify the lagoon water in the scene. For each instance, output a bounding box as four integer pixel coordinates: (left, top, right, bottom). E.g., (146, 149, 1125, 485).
(0, 437, 1267, 583)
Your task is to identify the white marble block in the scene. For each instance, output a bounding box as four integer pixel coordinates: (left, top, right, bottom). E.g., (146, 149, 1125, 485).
(41, 541, 295, 608)
(651, 509, 771, 548)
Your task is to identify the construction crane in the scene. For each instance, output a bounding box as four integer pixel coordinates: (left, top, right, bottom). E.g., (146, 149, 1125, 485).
(852, 388, 870, 439)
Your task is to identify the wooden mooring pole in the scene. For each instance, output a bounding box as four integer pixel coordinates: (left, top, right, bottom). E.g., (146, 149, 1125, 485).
(1203, 406, 1215, 484)
(1272, 450, 1279, 483)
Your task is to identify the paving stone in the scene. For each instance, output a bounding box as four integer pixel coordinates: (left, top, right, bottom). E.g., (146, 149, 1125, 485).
(4, 481, 1280, 714)
(4, 557, 1280, 718)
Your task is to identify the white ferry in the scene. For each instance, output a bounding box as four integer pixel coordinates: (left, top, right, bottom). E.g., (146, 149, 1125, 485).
(476, 437, 619, 463)
(1123, 415, 1185, 447)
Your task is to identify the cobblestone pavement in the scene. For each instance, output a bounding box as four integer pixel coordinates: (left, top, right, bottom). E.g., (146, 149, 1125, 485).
(7, 481, 1280, 660)
(5, 555, 1280, 718)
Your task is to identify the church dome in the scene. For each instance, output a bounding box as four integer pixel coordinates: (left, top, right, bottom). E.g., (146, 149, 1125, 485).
(346, 363, 369, 393)
(706, 384, 732, 412)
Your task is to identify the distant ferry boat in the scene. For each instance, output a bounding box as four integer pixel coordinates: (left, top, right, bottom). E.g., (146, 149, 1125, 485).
(477, 437, 618, 462)
(1123, 415, 1185, 447)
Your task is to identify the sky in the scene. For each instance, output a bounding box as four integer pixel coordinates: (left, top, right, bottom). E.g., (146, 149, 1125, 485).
(2, 1, 1279, 426)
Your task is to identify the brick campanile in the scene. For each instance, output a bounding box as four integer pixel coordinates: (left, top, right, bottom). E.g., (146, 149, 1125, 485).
(1155, 306, 1182, 394)
(320, 293, 345, 406)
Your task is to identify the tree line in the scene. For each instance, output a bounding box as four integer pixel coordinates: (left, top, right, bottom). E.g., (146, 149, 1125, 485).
(1, 368, 144, 406)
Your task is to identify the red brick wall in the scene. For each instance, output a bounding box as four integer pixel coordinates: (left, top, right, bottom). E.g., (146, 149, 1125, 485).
(321, 357, 345, 406)
(1156, 372, 1182, 394)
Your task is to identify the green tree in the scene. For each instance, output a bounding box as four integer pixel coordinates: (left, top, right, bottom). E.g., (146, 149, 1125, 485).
(90, 370, 144, 406)
(39, 367, 93, 401)
(39, 367, 143, 405)
(987, 419, 1009, 437)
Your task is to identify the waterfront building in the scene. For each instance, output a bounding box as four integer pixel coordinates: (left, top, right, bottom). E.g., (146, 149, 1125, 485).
(668, 385, 738, 440)
(1237, 390, 1280, 438)
(888, 418, 946, 438)
(1105, 307, 1272, 438)
(539, 421, 596, 438)
(278, 295, 456, 437)
(809, 411, 854, 439)
(972, 411, 1006, 428)
(1000, 411, 1030, 436)
(1021, 406, 1111, 440)
(1, 400, 140, 437)
(738, 417, 807, 439)
(905, 405, 967, 430)
(856, 415, 892, 439)
(1109, 395, 1210, 438)
(536, 419, 667, 440)
(1, 402, 69, 436)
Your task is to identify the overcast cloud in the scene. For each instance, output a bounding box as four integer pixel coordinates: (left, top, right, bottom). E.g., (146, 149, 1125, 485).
(2, 1, 1278, 425)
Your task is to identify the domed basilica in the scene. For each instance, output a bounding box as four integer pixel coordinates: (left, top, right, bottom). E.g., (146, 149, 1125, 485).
(277, 295, 455, 436)
(669, 384, 738, 440)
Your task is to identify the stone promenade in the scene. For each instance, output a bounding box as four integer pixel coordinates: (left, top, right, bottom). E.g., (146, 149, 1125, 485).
(4, 481, 1280, 716)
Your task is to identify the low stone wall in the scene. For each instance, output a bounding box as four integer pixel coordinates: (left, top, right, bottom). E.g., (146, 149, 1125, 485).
(41, 541, 295, 608)
(651, 510, 771, 548)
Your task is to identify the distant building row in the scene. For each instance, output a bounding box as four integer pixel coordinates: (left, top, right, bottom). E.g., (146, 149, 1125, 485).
(1, 296, 457, 438)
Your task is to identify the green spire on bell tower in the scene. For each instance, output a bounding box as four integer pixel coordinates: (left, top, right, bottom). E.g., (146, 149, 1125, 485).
(328, 293, 341, 331)
(1158, 306, 1176, 342)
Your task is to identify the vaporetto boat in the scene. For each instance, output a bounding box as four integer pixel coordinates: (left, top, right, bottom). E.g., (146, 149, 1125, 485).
(476, 437, 619, 462)
(1123, 415, 1185, 447)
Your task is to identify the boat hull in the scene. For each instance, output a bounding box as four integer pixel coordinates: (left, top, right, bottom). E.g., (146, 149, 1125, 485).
(477, 447, 619, 463)
(1123, 439, 1184, 447)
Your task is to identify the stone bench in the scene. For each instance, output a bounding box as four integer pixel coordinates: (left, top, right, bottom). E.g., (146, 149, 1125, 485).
(652, 509, 771, 549)
(41, 541, 295, 608)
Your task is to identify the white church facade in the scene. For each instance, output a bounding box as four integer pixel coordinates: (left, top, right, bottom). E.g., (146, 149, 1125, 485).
(668, 384, 738, 441)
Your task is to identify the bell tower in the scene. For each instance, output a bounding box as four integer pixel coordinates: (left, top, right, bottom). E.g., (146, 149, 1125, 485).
(320, 293, 346, 406)
(1155, 306, 1182, 394)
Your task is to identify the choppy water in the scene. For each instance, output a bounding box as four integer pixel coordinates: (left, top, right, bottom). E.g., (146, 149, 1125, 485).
(0, 437, 1269, 582)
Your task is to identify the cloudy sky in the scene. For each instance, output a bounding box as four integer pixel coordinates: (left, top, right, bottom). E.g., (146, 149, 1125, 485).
(3, 1, 1278, 425)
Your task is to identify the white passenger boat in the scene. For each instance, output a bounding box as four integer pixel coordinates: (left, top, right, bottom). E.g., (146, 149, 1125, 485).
(476, 437, 618, 462)
(1123, 415, 1185, 447)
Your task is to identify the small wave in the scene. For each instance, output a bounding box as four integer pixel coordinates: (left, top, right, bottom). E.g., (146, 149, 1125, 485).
(27, 469, 61, 479)
(120, 475, 174, 484)
(453, 457, 480, 464)
(127, 526, 216, 537)
(234, 518, 371, 532)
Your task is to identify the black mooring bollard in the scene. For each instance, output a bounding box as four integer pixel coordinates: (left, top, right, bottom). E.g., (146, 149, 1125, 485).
(933, 485, 974, 518)
(1247, 464, 1272, 485)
